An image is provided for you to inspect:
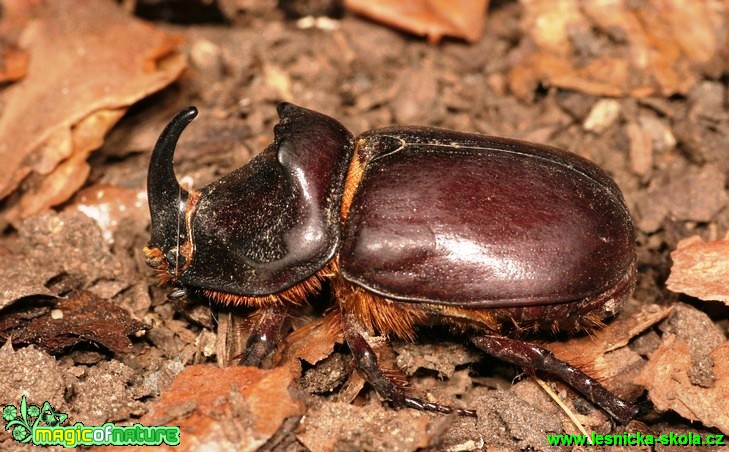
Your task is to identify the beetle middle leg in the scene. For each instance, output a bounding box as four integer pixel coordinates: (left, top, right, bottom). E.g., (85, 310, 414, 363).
(470, 334, 637, 424)
(342, 310, 476, 417)
(240, 303, 289, 367)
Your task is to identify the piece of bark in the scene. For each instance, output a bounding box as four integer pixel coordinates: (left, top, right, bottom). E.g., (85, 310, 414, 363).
(141, 365, 304, 451)
(0, 291, 146, 354)
(276, 312, 343, 371)
(666, 233, 729, 304)
(635, 338, 729, 435)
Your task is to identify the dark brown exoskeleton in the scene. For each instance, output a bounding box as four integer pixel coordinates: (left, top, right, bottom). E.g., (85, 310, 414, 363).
(144, 103, 638, 423)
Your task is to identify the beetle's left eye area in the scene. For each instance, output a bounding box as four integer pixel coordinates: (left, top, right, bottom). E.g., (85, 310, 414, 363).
(165, 248, 187, 270)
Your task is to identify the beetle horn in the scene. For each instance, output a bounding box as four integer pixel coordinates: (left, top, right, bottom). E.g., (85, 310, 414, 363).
(147, 107, 198, 250)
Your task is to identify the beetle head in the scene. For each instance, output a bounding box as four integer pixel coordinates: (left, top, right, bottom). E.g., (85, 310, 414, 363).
(145, 103, 354, 297)
(144, 107, 198, 283)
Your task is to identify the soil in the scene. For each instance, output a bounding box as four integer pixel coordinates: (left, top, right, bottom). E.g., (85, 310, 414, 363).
(1, 1, 728, 451)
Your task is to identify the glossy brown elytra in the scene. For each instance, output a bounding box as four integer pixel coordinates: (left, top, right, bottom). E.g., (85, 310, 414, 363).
(144, 103, 638, 423)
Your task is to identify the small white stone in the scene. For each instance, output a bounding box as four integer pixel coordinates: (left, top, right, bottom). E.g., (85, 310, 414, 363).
(583, 99, 621, 133)
(50, 309, 64, 320)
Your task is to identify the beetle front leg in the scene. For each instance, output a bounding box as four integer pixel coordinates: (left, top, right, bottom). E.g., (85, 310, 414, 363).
(239, 303, 288, 367)
(342, 311, 476, 417)
(470, 334, 637, 424)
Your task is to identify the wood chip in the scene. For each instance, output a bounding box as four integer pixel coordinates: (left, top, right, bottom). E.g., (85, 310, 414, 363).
(142, 365, 304, 450)
(667, 233, 729, 304)
(635, 338, 729, 435)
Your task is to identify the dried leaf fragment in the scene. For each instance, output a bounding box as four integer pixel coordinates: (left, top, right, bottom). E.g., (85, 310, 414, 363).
(0, 45, 28, 82)
(345, 0, 489, 44)
(666, 233, 729, 304)
(509, 0, 729, 98)
(142, 365, 304, 451)
(11, 109, 127, 220)
(0, 0, 186, 220)
(635, 338, 729, 434)
(0, 291, 146, 354)
(276, 312, 343, 371)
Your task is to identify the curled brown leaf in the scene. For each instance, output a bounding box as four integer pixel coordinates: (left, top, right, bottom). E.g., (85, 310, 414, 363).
(0, 0, 185, 221)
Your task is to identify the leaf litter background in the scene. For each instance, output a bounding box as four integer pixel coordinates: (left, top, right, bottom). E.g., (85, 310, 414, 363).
(1, 0, 729, 450)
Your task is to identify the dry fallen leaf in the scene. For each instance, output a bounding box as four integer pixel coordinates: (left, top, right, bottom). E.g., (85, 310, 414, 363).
(0, 0, 186, 221)
(666, 233, 729, 304)
(345, 0, 489, 44)
(509, 0, 729, 98)
(140, 365, 304, 451)
(275, 312, 343, 371)
(0, 291, 146, 354)
(635, 338, 729, 434)
(0, 45, 28, 82)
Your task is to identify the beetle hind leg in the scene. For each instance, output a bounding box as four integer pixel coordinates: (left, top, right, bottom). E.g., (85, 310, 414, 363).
(342, 310, 476, 417)
(470, 334, 637, 424)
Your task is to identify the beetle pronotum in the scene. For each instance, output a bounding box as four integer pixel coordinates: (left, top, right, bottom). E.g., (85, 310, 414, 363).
(144, 103, 638, 423)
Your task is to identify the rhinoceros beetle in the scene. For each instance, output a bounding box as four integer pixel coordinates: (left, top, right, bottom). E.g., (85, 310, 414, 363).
(144, 103, 638, 423)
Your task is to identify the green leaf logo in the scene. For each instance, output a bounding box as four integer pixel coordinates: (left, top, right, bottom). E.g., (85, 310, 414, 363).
(3, 396, 68, 443)
(4, 396, 33, 443)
